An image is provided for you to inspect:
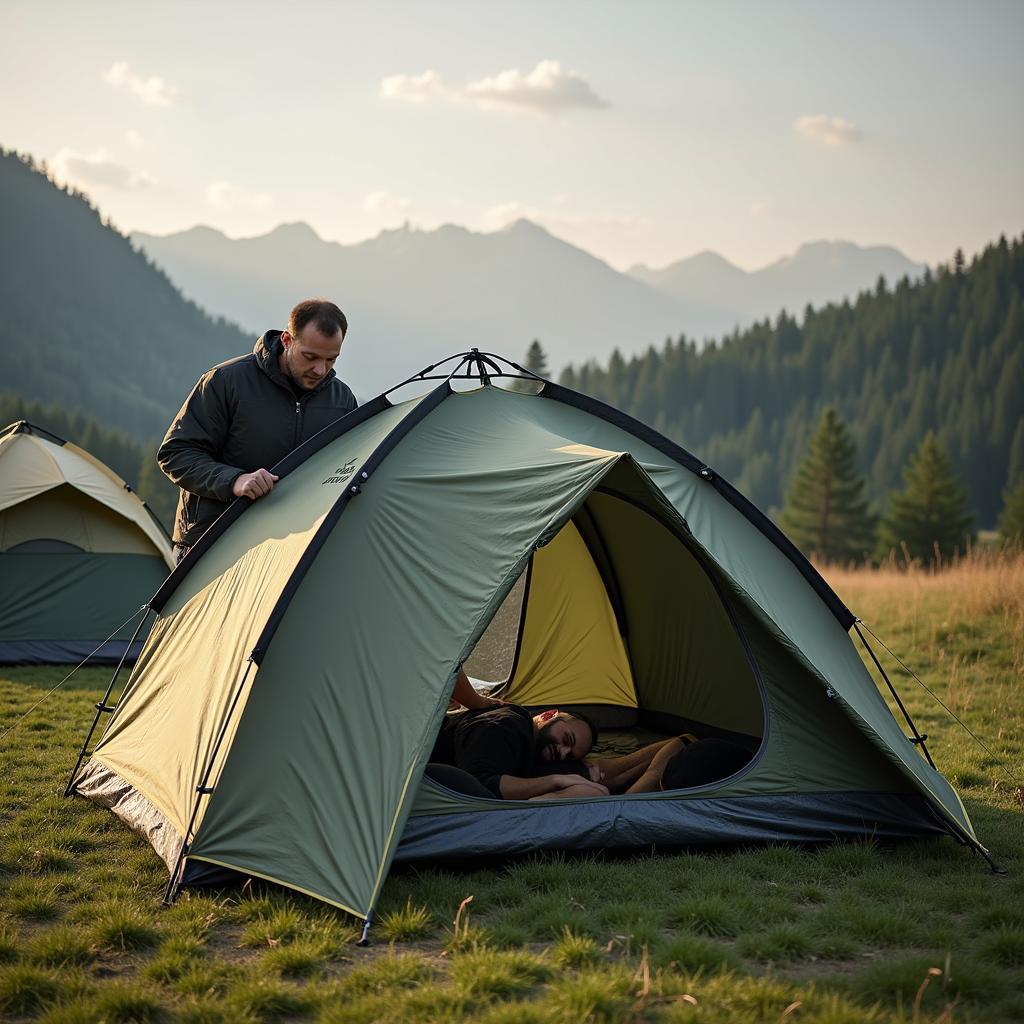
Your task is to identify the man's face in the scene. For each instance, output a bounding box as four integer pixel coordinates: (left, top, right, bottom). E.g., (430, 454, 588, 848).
(536, 714, 594, 763)
(279, 322, 343, 391)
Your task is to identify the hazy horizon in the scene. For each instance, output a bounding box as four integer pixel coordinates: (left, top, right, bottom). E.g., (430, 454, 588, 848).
(131, 215, 940, 276)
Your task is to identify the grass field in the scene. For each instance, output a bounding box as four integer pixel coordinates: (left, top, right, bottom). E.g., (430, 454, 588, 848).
(1, 552, 1022, 1022)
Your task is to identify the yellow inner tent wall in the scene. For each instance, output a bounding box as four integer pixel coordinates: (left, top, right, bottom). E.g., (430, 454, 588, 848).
(500, 520, 638, 709)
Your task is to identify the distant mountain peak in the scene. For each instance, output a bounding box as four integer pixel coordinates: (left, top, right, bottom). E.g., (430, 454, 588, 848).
(434, 222, 470, 237)
(631, 249, 743, 277)
(158, 223, 228, 242)
(266, 221, 322, 243)
(683, 249, 738, 268)
(500, 217, 554, 239)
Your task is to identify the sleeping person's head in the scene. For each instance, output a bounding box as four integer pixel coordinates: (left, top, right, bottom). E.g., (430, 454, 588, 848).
(533, 709, 599, 763)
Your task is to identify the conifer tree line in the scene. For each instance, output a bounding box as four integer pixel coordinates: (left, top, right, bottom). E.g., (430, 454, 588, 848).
(558, 234, 1024, 532)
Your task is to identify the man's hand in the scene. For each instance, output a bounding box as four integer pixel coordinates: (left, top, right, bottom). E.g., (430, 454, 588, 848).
(529, 774, 610, 800)
(233, 469, 279, 501)
(502, 772, 609, 800)
(649, 738, 685, 773)
(586, 763, 605, 784)
(551, 774, 609, 796)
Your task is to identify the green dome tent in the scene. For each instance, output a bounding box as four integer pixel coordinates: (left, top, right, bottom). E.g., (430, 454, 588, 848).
(0, 421, 173, 664)
(68, 353, 982, 929)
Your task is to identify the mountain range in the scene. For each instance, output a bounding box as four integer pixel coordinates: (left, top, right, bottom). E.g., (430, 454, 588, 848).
(132, 221, 927, 398)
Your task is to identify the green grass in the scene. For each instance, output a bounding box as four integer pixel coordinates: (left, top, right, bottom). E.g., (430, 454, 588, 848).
(1, 561, 1022, 1021)
(376, 897, 434, 941)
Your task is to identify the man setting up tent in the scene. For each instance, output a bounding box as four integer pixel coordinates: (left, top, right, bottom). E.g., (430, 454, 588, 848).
(158, 298, 357, 560)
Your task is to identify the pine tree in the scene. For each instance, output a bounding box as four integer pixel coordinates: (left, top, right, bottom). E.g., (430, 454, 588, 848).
(510, 340, 550, 392)
(878, 433, 975, 564)
(523, 339, 549, 378)
(778, 407, 876, 563)
(998, 478, 1024, 545)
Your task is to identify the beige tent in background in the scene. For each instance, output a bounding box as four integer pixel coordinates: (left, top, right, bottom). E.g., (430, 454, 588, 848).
(0, 420, 173, 663)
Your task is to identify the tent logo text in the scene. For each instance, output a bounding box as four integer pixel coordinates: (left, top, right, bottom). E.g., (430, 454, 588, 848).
(322, 459, 358, 486)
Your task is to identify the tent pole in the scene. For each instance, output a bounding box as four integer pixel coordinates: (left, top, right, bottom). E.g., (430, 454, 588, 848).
(163, 657, 256, 905)
(383, 350, 535, 398)
(854, 622, 936, 769)
(64, 606, 152, 797)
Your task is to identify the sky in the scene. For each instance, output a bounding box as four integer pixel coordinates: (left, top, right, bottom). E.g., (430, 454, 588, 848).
(2, 0, 1022, 271)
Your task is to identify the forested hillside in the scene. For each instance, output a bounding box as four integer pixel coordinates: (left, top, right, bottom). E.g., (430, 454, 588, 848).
(0, 149, 248, 438)
(561, 236, 1024, 527)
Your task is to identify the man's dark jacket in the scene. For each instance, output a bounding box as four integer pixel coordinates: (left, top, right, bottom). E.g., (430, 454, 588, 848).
(158, 331, 357, 546)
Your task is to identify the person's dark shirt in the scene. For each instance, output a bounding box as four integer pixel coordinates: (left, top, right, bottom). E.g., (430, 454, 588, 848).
(431, 705, 535, 798)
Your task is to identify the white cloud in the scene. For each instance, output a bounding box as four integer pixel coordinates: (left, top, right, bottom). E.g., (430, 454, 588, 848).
(793, 114, 862, 147)
(52, 147, 154, 190)
(123, 129, 144, 149)
(103, 62, 178, 107)
(379, 69, 451, 104)
(363, 190, 412, 218)
(749, 201, 769, 217)
(466, 60, 607, 112)
(381, 59, 607, 114)
(206, 181, 273, 209)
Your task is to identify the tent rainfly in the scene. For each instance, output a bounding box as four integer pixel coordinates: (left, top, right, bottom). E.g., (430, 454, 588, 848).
(68, 353, 985, 931)
(0, 421, 173, 664)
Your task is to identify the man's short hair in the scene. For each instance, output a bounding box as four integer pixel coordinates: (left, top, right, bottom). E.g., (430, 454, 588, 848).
(289, 299, 348, 340)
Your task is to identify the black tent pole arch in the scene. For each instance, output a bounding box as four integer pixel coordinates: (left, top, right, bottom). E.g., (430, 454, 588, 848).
(382, 349, 546, 397)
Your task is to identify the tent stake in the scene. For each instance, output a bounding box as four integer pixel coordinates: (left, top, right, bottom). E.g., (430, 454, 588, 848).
(64, 606, 152, 797)
(357, 911, 374, 947)
(976, 845, 1008, 875)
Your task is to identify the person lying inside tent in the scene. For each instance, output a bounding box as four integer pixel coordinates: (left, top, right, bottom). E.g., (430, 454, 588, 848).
(427, 669, 710, 800)
(431, 669, 756, 798)
(426, 669, 608, 800)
